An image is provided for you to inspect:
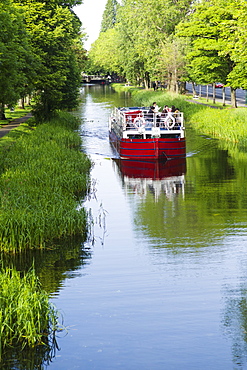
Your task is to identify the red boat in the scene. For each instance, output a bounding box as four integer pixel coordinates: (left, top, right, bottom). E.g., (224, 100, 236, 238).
(109, 107, 186, 160)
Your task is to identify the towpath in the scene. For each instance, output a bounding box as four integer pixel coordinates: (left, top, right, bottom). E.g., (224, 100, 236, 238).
(0, 113, 32, 139)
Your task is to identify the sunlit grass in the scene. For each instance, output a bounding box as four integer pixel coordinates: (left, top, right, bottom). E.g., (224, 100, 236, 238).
(0, 112, 92, 253)
(0, 267, 59, 359)
(190, 107, 247, 142)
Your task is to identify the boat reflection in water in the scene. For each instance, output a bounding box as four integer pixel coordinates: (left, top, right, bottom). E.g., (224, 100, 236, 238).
(113, 158, 186, 201)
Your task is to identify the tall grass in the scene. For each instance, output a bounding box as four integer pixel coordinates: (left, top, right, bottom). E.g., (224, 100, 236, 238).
(0, 267, 59, 360)
(112, 84, 247, 143)
(190, 107, 247, 143)
(0, 112, 92, 253)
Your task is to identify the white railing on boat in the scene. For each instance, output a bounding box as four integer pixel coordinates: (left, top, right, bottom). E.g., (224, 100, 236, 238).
(110, 107, 184, 132)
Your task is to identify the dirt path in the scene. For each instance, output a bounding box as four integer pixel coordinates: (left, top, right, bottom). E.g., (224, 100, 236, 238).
(0, 113, 32, 138)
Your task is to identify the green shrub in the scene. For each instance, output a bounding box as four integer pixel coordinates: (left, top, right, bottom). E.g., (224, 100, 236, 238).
(0, 267, 59, 359)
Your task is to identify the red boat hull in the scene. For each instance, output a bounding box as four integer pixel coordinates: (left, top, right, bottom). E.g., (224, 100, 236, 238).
(110, 131, 186, 160)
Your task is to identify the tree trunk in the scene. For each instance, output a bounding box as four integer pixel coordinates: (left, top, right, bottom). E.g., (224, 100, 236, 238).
(0, 103, 6, 120)
(144, 71, 150, 90)
(179, 81, 186, 94)
(222, 87, 226, 106)
(167, 72, 172, 91)
(230, 88, 237, 108)
(28, 95, 32, 105)
(199, 85, 202, 97)
(192, 82, 196, 96)
(169, 72, 177, 93)
(174, 68, 178, 93)
(212, 83, 216, 104)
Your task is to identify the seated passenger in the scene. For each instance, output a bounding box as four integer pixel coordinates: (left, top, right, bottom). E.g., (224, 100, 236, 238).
(162, 105, 170, 114)
(147, 103, 155, 122)
(174, 107, 181, 126)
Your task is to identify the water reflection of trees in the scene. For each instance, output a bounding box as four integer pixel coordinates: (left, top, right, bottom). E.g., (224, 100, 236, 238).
(0, 236, 92, 369)
(1, 332, 59, 370)
(1, 235, 92, 295)
(81, 84, 133, 108)
(117, 133, 247, 250)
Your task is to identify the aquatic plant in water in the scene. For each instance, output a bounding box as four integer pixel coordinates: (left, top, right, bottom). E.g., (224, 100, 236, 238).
(0, 267, 60, 363)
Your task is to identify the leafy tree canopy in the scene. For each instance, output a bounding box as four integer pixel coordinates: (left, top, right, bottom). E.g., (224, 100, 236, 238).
(0, 0, 36, 119)
(176, 0, 247, 90)
(100, 0, 120, 33)
(12, 0, 87, 120)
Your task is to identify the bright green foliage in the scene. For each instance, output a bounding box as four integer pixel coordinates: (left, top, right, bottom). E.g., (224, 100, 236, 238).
(100, 0, 119, 33)
(14, 0, 86, 120)
(223, 0, 247, 89)
(0, 0, 36, 119)
(176, 0, 247, 97)
(89, 27, 123, 74)
(158, 36, 189, 92)
(176, 0, 235, 86)
(0, 267, 58, 357)
(0, 112, 91, 253)
(0, 0, 86, 121)
(16, 0, 83, 9)
(88, 0, 247, 93)
(89, 0, 192, 86)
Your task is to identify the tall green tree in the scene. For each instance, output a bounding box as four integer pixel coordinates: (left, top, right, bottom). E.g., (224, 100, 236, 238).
(117, 0, 192, 87)
(176, 0, 241, 107)
(0, 0, 35, 119)
(100, 0, 119, 33)
(158, 36, 188, 93)
(89, 27, 123, 75)
(220, 0, 247, 90)
(14, 0, 86, 120)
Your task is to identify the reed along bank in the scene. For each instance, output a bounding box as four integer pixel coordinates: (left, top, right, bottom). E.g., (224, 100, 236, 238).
(0, 112, 92, 254)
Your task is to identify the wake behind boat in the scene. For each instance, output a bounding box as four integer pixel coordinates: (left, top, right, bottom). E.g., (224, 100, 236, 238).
(109, 106, 186, 160)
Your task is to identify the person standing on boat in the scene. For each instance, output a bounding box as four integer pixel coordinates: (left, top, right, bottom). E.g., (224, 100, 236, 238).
(148, 103, 155, 114)
(149, 102, 160, 113)
(149, 102, 160, 126)
(147, 103, 154, 123)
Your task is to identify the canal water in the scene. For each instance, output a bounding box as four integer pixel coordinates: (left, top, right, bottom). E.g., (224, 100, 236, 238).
(15, 85, 247, 369)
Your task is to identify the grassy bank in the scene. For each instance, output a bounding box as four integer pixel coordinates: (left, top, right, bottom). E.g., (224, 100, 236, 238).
(0, 267, 59, 361)
(112, 84, 247, 144)
(0, 112, 91, 253)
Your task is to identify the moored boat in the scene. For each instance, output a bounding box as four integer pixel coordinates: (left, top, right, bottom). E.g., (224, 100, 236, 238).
(109, 106, 186, 160)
